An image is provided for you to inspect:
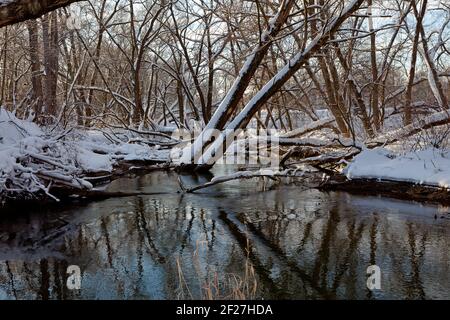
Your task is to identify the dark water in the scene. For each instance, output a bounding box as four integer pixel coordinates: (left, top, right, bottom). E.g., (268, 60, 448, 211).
(0, 169, 449, 300)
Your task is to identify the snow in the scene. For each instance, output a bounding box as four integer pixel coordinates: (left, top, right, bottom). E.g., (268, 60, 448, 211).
(0, 0, 14, 8)
(210, 170, 255, 183)
(115, 143, 170, 162)
(281, 118, 334, 138)
(344, 147, 450, 188)
(0, 108, 42, 144)
(370, 110, 450, 145)
(76, 148, 113, 172)
(0, 148, 16, 176)
(0, 107, 170, 201)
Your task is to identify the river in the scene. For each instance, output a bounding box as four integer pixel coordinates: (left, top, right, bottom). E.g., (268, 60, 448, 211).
(0, 168, 449, 299)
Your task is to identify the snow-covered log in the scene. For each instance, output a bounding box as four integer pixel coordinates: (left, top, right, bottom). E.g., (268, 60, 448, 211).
(281, 118, 336, 138)
(369, 110, 450, 146)
(182, 169, 302, 193)
(290, 149, 361, 167)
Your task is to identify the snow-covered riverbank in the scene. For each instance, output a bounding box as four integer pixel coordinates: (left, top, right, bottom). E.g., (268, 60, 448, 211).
(2, 106, 450, 205)
(0, 108, 170, 202)
(344, 147, 450, 189)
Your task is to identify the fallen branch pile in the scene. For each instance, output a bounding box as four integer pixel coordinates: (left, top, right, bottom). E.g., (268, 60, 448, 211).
(0, 108, 172, 203)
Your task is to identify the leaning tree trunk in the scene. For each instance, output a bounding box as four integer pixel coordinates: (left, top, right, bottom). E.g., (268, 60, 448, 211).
(195, 0, 366, 170)
(180, 0, 296, 166)
(0, 0, 85, 28)
(404, 0, 423, 126)
(415, 3, 449, 110)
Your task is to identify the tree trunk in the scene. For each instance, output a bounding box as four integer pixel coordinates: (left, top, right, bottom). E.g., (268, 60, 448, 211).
(26, 19, 44, 120)
(414, 0, 449, 110)
(181, 0, 296, 165)
(309, 0, 349, 137)
(368, 0, 381, 131)
(0, 0, 84, 28)
(196, 0, 366, 168)
(404, 0, 423, 125)
(42, 12, 59, 120)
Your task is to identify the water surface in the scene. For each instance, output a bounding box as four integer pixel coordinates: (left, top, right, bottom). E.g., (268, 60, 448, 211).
(0, 169, 449, 299)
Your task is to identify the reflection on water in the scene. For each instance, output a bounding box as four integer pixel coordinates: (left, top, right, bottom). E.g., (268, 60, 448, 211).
(0, 170, 449, 300)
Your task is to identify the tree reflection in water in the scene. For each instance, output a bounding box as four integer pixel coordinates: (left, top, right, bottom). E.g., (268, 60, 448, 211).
(0, 171, 449, 299)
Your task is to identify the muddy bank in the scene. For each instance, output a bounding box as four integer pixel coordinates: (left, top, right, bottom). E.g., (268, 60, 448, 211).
(321, 175, 450, 206)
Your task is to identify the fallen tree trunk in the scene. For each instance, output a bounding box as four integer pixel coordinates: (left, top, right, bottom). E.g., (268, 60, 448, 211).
(193, 0, 366, 170)
(182, 170, 279, 193)
(281, 118, 337, 138)
(284, 147, 361, 167)
(54, 189, 173, 201)
(181, 169, 323, 193)
(281, 110, 450, 169)
(368, 110, 450, 146)
(181, 0, 297, 165)
(321, 176, 450, 205)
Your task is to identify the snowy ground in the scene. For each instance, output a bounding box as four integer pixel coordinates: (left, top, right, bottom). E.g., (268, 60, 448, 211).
(344, 147, 450, 188)
(0, 108, 170, 201)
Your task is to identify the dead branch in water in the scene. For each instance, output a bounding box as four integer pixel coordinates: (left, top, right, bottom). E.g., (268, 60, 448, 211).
(182, 170, 310, 193)
(54, 189, 174, 201)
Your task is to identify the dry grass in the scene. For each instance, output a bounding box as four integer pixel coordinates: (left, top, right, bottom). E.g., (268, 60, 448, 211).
(175, 238, 258, 300)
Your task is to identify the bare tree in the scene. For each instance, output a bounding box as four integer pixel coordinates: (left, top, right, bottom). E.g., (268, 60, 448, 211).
(41, 12, 59, 119)
(26, 19, 43, 119)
